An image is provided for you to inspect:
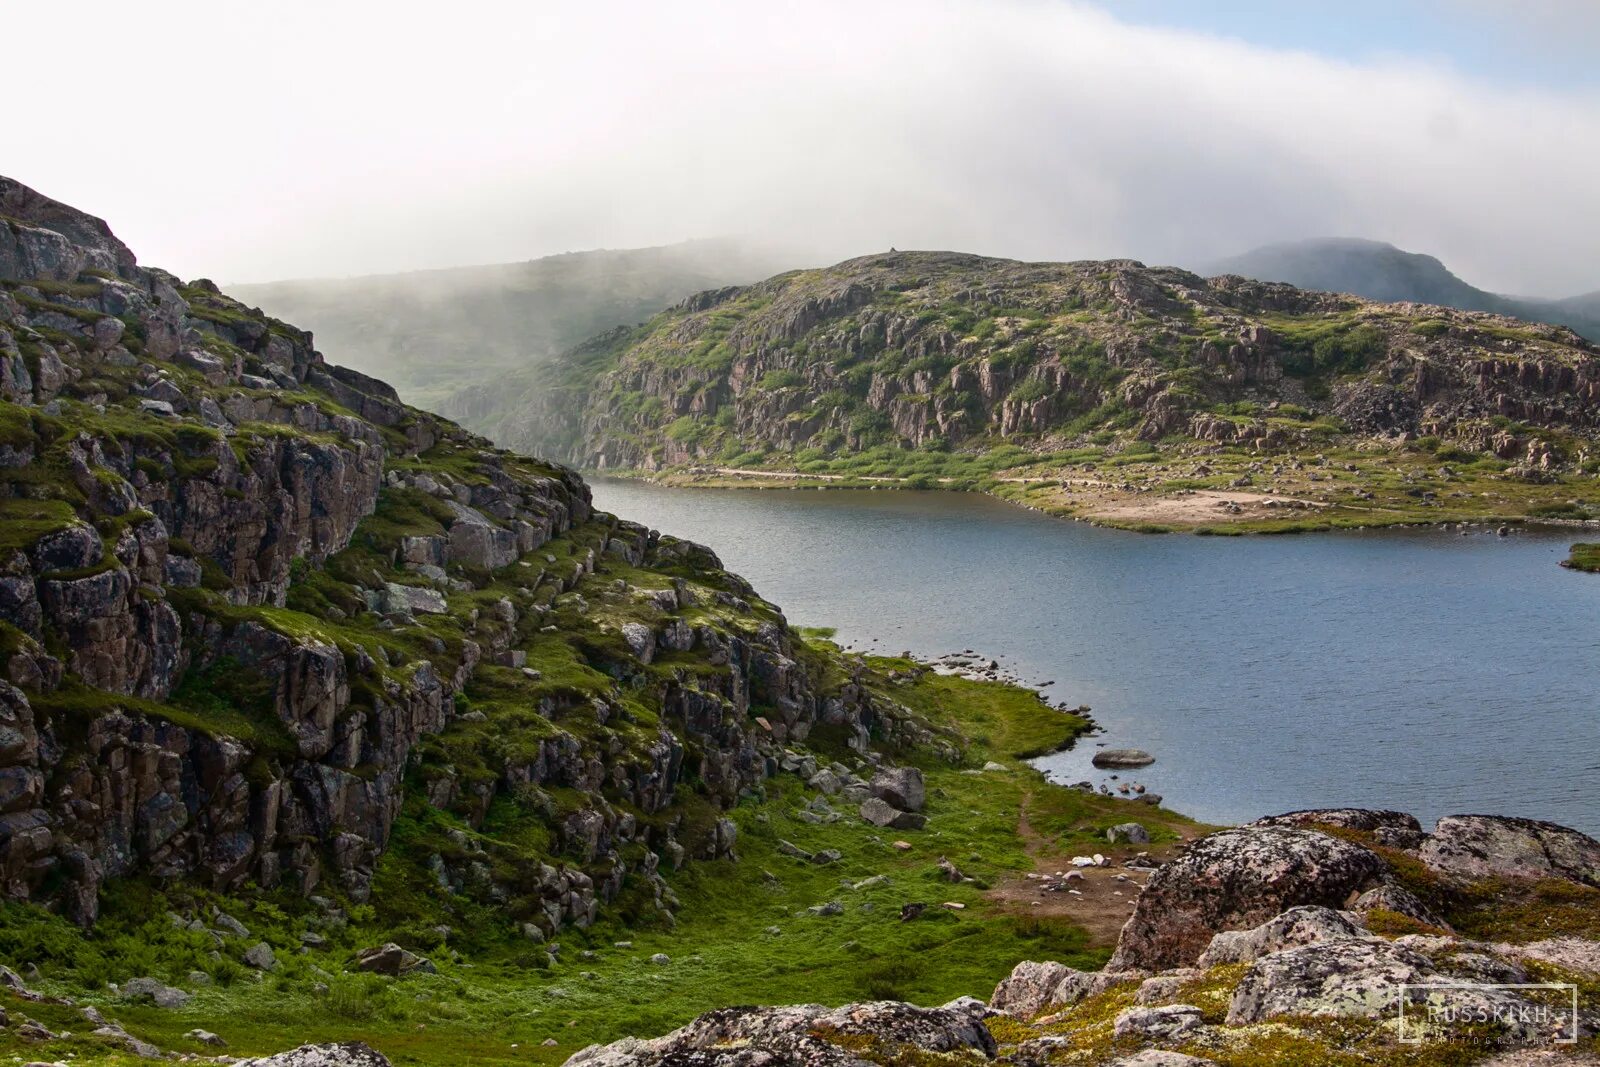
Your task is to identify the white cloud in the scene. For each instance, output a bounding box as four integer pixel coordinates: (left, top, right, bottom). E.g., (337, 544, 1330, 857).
(7, 0, 1598, 295)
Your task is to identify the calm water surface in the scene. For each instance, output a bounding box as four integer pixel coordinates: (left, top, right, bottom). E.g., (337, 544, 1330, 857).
(591, 480, 1600, 834)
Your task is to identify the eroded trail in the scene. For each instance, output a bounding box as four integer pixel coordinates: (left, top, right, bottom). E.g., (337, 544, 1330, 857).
(985, 791, 1192, 949)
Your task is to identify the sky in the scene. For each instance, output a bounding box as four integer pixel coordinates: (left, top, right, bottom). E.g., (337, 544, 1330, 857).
(6, 0, 1598, 296)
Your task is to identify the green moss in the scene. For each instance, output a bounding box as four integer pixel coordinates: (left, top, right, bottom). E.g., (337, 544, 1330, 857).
(0, 497, 81, 557)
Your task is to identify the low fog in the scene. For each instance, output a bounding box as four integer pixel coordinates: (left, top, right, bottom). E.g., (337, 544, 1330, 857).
(9, 0, 1600, 296)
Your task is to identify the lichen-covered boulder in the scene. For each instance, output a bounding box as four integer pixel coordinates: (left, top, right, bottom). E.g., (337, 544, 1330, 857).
(991, 960, 1083, 1018)
(1197, 905, 1367, 966)
(1109, 1054, 1218, 1067)
(1109, 827, 1388, 971)
(1350, 883, 1449, 930)
(1420, 815, 1600, 887)
(238, 1043, 392, 1067)
(1251, 808, 1425, 849)
(1226, 935, 1567, 1045)
(991, 960, 1142, 1018)
(565, 999, 995, 1067)
(1113, 1004, 1204, 1042)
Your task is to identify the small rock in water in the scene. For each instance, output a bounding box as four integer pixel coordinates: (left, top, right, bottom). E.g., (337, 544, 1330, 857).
(1093, 748, 1156, 769)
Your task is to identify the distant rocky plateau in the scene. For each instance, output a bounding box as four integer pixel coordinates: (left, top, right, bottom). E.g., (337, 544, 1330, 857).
(451, 250, 1600, 534)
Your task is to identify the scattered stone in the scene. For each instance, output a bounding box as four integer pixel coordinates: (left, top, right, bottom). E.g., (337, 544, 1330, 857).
(121, 976, 192, 1008)
(187, 1029, 228, 1047)
(992, 960, 1085, 1018)
(243, 942, 278, 971)
(1251, 808, 1424, 849)
(353, 943, 435, 977)
(777, 840, 814, 862)
(1107, 822, 1150, 845)
(93, 1022, 163, 1057)
(807, 769, 842, 795)
(807, 901, 844, 917)
(649, 954, 670, 965)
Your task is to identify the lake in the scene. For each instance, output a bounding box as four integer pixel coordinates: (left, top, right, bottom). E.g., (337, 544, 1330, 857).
(590, 479, 1600, 835)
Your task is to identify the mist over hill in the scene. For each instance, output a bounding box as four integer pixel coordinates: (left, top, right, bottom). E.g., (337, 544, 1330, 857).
(1206, 238, 1600, 342)
(230, 239, 796, 407)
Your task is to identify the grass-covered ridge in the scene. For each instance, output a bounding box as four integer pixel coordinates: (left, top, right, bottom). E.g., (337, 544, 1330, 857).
(0, 655, 1195, 1066)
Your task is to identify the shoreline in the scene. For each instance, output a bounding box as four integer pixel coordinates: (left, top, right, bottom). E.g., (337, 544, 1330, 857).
(585, 465, 1600, 539)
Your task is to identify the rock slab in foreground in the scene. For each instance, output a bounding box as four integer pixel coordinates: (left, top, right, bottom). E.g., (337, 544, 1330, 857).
(566, 999, 994, 1067)
(238, 1043, 392, 1067)
(1108, 826, 1388, 971)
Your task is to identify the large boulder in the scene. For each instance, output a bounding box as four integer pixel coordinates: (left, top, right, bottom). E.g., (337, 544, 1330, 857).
(1108, 827, 1388, 971)
(869, 767, 925, 813)
(991, 961, 1141, 1018)
(353, 942, 436, 977)
(566, 999, 994, 1067)
(1420, 815, 1600, 887)
(120, 975, 191, 1008)
(1226, 936, 1573, 1044)
(990, 960, 1082, 1018)
(859, 797, 925, 831)
(1252, 808, 1425, 849)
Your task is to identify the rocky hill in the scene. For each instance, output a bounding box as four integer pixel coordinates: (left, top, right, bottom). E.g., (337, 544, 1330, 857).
(232, 240, 793, 409)
(1207, 237, 1600, 342)
(0, 177, 993, 977)
(452, 250, 1600, 532)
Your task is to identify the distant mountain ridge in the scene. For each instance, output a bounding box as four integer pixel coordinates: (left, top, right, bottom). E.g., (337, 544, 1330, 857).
(1205, 237, 1600, 342)
(230, 239, 797, 407)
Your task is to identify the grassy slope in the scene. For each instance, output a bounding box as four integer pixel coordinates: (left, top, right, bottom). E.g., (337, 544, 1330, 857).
(0, 662, 1195, 1066)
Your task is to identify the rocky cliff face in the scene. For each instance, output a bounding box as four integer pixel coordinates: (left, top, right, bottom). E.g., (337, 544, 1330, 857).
(0, 177, 940, 932)
(461, 251, 1600, 476)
